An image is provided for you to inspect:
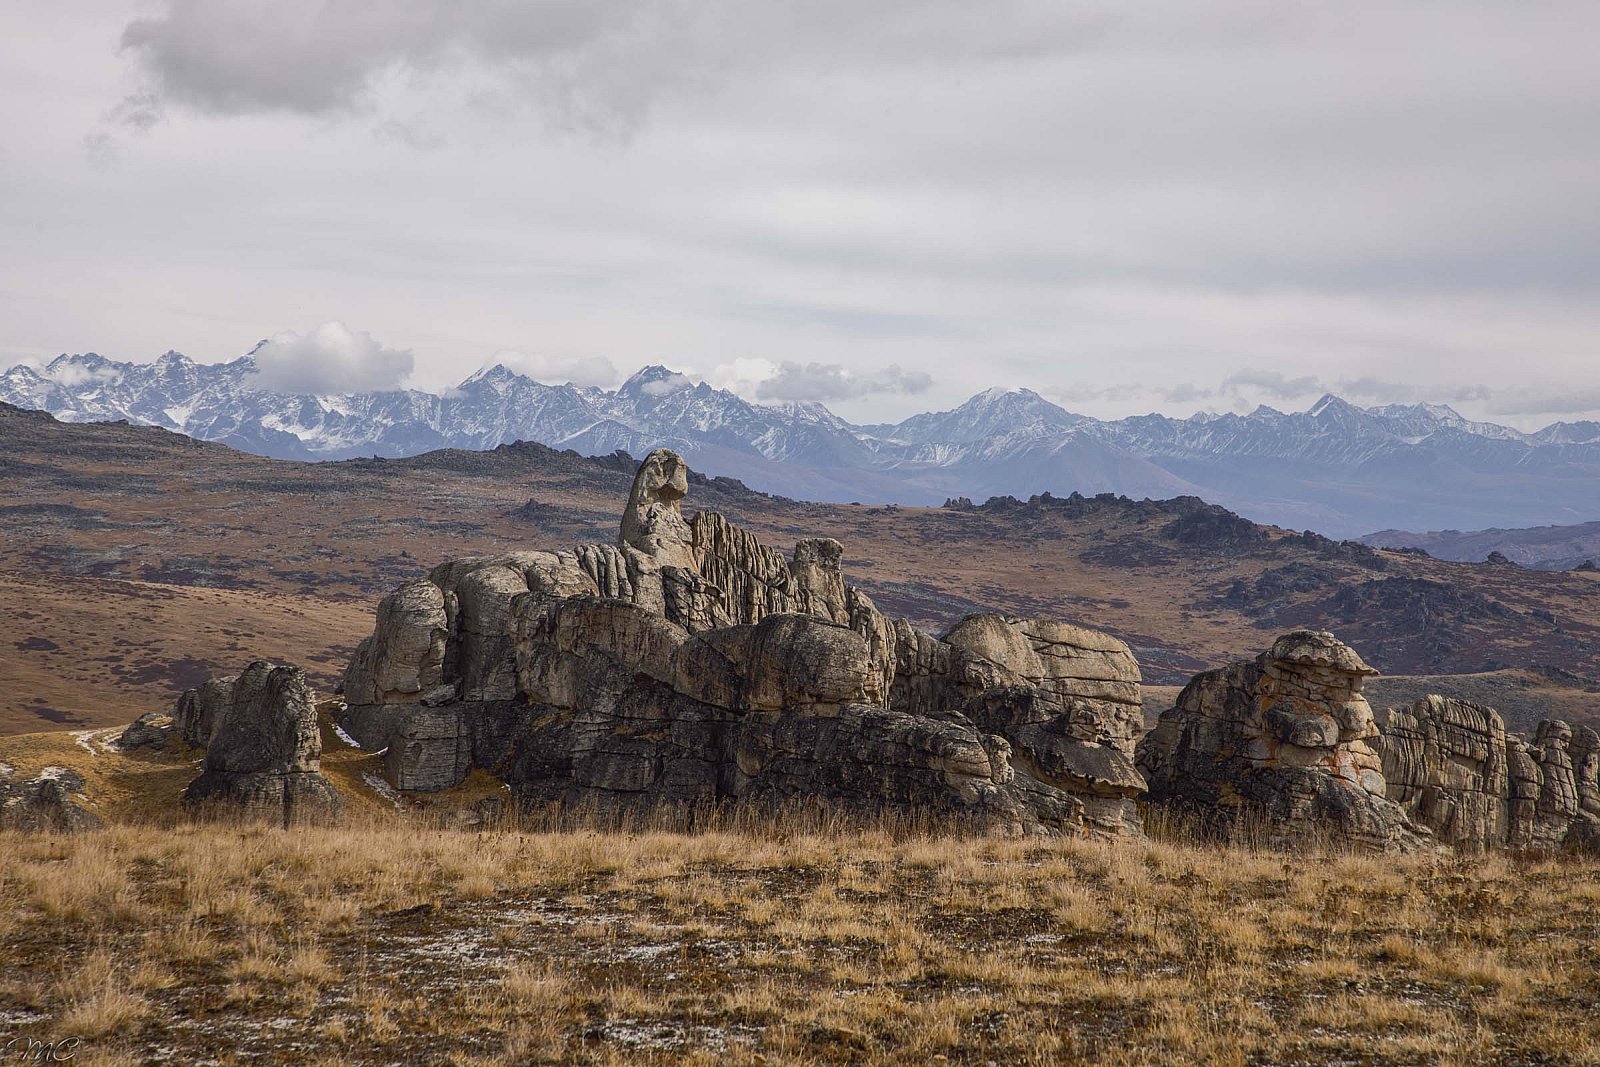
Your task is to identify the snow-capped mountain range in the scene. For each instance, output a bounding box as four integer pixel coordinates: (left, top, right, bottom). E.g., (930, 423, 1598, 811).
(7, 349, 1600, 538)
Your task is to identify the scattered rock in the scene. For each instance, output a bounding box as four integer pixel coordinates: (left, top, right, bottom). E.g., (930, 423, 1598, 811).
(0, 766, 102, 832)
(1137, 631, 1430, 852)
(181, 661, 343, 826)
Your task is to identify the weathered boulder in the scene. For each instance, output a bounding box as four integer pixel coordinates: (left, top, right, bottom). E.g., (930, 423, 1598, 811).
(0, 766, 102, 832)
(1374, 696, 1508, 851)
(338, 448, 1148, 837)
(173, 674, 235, 748)
(1137, 631, 1429, 852)
(118, 710, 174, 750)
(182, 661, 342, 826)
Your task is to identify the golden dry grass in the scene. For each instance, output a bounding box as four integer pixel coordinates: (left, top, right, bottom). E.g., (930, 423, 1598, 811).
(3, 817, 1600, 1066)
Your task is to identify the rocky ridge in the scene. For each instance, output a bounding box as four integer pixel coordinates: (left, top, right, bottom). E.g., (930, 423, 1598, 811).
(1375, 697, 1600, 853)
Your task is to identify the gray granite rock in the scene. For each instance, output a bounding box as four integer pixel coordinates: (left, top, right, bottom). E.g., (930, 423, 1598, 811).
(182, 661, 342, 826)
(338, 448, 1149, 837)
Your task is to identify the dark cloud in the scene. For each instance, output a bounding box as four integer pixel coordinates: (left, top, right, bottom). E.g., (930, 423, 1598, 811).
(756, 362, 932, 403)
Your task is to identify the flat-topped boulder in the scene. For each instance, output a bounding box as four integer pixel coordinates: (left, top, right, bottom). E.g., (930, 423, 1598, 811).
(339, 448, 1148, 837)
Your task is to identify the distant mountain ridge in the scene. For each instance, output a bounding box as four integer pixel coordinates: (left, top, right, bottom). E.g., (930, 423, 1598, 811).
(1362, 521, 1600, 571)
(6, 348, 1600, 537)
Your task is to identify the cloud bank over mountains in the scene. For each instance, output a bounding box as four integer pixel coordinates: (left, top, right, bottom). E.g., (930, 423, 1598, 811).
(1, 2, 1596, 428)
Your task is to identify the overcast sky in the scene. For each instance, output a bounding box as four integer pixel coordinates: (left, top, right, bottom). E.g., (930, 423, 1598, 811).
(3, 1, 1598, 426)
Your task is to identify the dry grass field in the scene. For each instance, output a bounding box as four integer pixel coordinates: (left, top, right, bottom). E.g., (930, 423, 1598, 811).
(4, 815, 1600, 1067)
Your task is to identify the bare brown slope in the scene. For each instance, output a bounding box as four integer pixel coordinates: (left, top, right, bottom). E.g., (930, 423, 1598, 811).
(0, 573, 371, 733)
(5, 402, 1600, 734)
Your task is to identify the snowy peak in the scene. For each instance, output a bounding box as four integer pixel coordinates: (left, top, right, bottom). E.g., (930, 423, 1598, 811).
(617, 364, 693, 400)
(892, 386, 1081, 445)
(5, 352, 1600, 536)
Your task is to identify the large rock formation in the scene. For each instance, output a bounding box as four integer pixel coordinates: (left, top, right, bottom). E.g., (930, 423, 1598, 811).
(1376, 697, 1600, 853)
(1136, 631, 1429, 851)
(182, 661, 342, 826)
(339, 448, 1147, 836)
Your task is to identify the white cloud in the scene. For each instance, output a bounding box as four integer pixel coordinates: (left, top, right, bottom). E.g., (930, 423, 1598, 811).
(755, 361, 933, 403)
(491, 349, 617, 388)
(641, 372, 693, 396)
(706, 357, 778, 399)
(247, 322, 414, 394)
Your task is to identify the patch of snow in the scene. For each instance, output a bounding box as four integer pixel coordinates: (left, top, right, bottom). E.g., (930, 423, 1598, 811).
(332, 723, 363, 748)
(362, 772, 405, 810)
(35, 766, 72, 782)
(598, 1020, 761, 1052)
(73, 731, 100, 756)
(616, 943, 676, 962)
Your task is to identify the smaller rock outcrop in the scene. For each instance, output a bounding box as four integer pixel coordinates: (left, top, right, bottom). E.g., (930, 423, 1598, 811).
(118, 710, 174, 750)
(1137, 631, 1428, 852)
(181, 662, 342, 826)
(1376, 698, 1600, 854)
(174, 674, 236, 748)
(0, 766, 102, 832)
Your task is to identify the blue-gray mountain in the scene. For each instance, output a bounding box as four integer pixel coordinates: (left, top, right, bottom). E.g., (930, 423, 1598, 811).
(6, 350, 1600, 539)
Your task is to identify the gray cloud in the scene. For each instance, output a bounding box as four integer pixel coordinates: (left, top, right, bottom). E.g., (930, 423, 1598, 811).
(1219, 370, 1325, 402)
(756, 362, 933, 403)
(1485, 386, 1600, 419)
(248, 323, 414, 394)
(1, 2, 1598, 430)
(1336, 377, 1493, 406)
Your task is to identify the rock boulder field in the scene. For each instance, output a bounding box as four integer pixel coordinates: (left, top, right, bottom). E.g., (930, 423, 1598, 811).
(46, 448, 1600, 854)
(338, 448, 1149, 836)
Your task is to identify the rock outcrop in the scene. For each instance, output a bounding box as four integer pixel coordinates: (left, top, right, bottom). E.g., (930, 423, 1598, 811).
(1376, 697, 1600, 853)
(0, 766, 102, 832)
(182, 661, 342, 826)
(118, 710, 174, 750)
(1137, 631, 1428, 851)
(339, 448, 1147, 836)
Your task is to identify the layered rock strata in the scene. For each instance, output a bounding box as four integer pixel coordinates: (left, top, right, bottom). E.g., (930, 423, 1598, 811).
(181, 661, 342, 826)
(339, 448, 1148, 836)
(1376, 697, 1600, 853)
(1136, 631, 1429, 851)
